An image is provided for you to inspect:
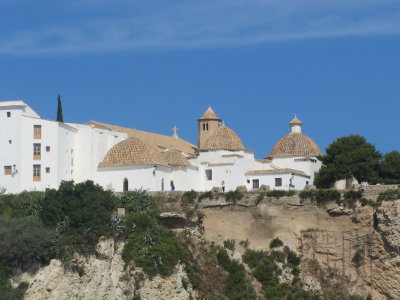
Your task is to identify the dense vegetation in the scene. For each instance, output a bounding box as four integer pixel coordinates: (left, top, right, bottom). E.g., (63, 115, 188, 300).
(315, 135, 400, 188)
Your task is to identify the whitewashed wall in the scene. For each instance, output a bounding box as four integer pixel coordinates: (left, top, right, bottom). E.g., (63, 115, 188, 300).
(96, 165, 171, 192)
(245, 173, 310, 191)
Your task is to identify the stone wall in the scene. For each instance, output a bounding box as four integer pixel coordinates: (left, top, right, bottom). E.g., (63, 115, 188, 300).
(358, 184, 399, 201)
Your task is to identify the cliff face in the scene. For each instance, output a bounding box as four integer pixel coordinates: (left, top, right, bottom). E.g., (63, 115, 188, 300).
(15, 237, 191, 300)
(300, 200, 400, 300)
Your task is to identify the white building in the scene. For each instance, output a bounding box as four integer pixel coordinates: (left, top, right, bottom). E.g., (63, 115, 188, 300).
(0, 101, 322, 193)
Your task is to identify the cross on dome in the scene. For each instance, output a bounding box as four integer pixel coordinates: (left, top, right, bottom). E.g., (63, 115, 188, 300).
(172, 125, 179, 138)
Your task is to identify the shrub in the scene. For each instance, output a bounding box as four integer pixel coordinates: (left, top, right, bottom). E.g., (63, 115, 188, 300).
(377, 188, 400, 202)
(269, 250, 286, 263)
(239, 239, 250, 249)
(224, 190, 243, 204)
(299, 190, 316, 201)
(223, 239, 236, 251)
(286, 251, 301, 268)
(0, 216, 55, 271)
(40, 180, 115, 234)
(315, 189, 341, 206)
(217, 248, 257, 300)
(269, 237, 284, 249)
(115, 190, 154, 214)
(0, 192, 44, 219)
(122, 213, 191, 278)
(352, 249, 364, 267)
(181, 190, 197, 205)
(266, 190, 287, 198)
(198, 191, 213, 201)
(0, 263, 28, 300)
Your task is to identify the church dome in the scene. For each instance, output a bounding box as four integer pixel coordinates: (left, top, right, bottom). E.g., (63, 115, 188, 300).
(161, 150, 191, 167)
(99, 136, 168, 168)
(204, 126, 245, 150)
(267, 133, 321, 158)
(267, 116, 321, 158)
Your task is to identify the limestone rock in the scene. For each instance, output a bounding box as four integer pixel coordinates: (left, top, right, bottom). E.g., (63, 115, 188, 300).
(140, 264, 191, 300)
(375, 200, 400, 252)
(16, 238, 191, 300)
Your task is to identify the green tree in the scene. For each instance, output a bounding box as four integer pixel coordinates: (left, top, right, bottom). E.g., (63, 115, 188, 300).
(57, 94, 64, 122)
(315, 135, 381, 188)
(380, 151, 400, 183)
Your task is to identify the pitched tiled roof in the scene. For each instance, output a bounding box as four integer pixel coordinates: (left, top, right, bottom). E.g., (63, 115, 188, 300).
(198, 107, 222, 120)
(289, 116, 303, 125)
(267, 133, 321, 158)
(203, 126, 245, 150)
(161, 150, 191, 167)
(245, 168, 309, 177)
(99, 136, 168, 168)
(87, 121, 197, 155)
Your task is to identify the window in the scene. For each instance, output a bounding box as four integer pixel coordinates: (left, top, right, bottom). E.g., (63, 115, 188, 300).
(7, 112, 11, 118)
(34, 125, 42, 139)
(8, 140, 12, 144)
(4, 166, 12, 175)
(33, 164, 41, 181)
(46, 167, 50, 173)
(46, 146, 50, 152)
(205, 169, 212, 180)
(275, 178, 282, 187)
(252, 179, 259, 189)
(33, 143, 41, 160)
(206, 123, 209, 131)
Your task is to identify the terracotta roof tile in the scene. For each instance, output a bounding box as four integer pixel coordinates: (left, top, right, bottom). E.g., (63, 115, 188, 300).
(198, 107, 222, 120)
(267, 133, 321, 158)
(161, 150, 191, 167)
(87, 121, 197, 155)
(245, 168, 309, 177)
(99, 136, 168, 168)
(204, 126, 245, 150)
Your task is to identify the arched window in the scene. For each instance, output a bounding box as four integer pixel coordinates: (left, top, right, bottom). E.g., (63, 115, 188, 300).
(123, 178, 129, 192)
(161, 178, 164, 191)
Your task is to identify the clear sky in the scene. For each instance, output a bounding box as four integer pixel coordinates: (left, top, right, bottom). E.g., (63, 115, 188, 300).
(1, 0, 400, 158)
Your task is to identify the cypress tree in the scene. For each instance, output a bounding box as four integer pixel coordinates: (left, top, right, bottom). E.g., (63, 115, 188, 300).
(57, 95, 64, 122)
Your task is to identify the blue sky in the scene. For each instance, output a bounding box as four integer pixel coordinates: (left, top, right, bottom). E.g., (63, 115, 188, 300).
(1, 0, 400, 157)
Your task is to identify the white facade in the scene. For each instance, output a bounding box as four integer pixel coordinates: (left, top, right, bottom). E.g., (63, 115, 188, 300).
(0, 101, 322, 194)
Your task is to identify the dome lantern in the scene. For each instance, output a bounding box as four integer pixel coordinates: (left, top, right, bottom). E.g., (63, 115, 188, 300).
(289, 115, 303, 133)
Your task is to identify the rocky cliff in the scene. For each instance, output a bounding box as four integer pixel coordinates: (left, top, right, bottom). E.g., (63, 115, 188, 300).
(300, 200, 400, 300)
(14, 237, 192, 300)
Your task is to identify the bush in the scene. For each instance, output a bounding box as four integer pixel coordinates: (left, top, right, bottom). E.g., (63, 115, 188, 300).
(217, 248, 257, 300)
(40, 180, 115, 234)
(223, 239, 236, 251)
(115, 190, 154, 214)
(224, 190, 243, 204)
(0, 263, 28, 300)
(269, 250, 286, 263)
(286, 251, 301, 268)
(377, 188, 400, 202)
(198, 191, 213, 201)
(181, 190, 197, 205)
(315, 189, 341, 206)
(0, 192, 44, 219)
(0, 216, 55, 271)
(269, 238, 284, 249)
(352, 249, 364, 267)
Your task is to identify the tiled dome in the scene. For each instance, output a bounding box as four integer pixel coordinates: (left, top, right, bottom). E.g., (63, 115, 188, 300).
(267, 132, 321, 158)
(204, 126, 245, 150)
(99, 136, 168, 168)
(161, 150, 191, 167)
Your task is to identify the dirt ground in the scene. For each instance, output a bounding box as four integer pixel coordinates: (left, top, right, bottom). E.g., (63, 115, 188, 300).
(201, 203, 357, 253)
